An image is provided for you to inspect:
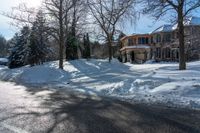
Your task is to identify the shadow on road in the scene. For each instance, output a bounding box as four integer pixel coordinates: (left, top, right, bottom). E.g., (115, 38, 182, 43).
(1, 85, 200, 133)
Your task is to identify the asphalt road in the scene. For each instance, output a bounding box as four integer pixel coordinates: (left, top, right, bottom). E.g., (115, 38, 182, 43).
(0, 83, 200, 133)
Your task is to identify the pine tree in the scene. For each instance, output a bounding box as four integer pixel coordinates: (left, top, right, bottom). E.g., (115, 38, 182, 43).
(82, 34, 87, 58)
(82, 33, 91, 59)
(28, 26, 44, 66)
(27, 10, 49, 66)
(66, 33, 78, 60)
(85, 33, 91, 59)
(0, 35, 7, 57)
(8, 26, 30, 68)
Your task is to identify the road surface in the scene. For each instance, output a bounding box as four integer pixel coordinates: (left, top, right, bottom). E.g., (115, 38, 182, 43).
(0, 82, 200, 133)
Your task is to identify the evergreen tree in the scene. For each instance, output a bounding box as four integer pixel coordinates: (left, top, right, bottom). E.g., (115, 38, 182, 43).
(66, 33, 79, 60)
(84, 33, 91, 59)
(8, 26, 30, 68)
(0, 35, 7, 57)
(28, 26, 45, 66)
(82, 34, 87, 58)
(27, 10, 49, 66)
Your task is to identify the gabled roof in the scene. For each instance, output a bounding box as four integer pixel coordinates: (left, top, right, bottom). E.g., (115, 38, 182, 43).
(151, 25, 173, 33)
(185, 16, 200, 25)
(173, 17, 200, 29)
(120, 33, 151, 41)
(121, 16, 200, 38)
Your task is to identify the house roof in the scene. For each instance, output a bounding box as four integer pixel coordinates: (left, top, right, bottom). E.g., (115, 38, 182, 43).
(121, 16, 200, 39)
(120, 33, 151, 41)
(151, 25, 173, 33)
(185, 16, 200, 25)
(151, 17, 200, 33)
(173, 17, 200, 29)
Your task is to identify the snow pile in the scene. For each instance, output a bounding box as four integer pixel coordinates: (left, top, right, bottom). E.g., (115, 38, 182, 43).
(0, 58, 8, 63)
(0, 62, 70, 84)
(20, 66, 70, 84)
(152, 24, 173, 33)
(0, 58, 8, 66)
(1, 59, 200, 109)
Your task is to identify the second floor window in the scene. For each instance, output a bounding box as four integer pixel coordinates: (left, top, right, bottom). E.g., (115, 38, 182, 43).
(128, 39, 133, 46)
(156, 34, 161, 43)
(163, 34, 171, 42)
(138, 37, 149, 44)
(151, 37, 154, 43)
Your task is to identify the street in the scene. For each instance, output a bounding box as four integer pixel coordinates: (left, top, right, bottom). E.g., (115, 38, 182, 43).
(0, 82, 200, 133)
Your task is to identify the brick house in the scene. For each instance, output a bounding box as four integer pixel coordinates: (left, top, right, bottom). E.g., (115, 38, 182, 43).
(120, 17, 200, 63)
(120, 34, 153, 63)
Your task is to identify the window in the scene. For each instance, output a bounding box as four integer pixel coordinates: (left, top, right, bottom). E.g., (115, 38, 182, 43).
(128, 38, 133, 46)
(138, 37, 149, 44)
(151, 37, 154, 43)
(156, 48, 161, 58)
(165, 48, 171, 58)
(146, 37, 149, 44)
(156, 34, 161, 43)
(171, 32, 175, 39)
(138, 37, 142, 44)
(163, 34, 171, 42)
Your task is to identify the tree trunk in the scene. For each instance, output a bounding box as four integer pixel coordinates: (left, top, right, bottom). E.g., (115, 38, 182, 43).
(178, 9, 186, 70)
(59, 35, 64, 69)
(108, 34, 112, 63)
(59, 0, 64, 69)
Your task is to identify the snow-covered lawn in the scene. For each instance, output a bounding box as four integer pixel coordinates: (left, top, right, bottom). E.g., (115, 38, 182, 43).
(0, 58, 8, 62)
(0, 59, 200, 109)
(0, 58, 8, 65)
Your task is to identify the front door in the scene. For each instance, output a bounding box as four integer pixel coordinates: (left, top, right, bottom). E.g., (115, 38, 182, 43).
(131, 51, 135, 63)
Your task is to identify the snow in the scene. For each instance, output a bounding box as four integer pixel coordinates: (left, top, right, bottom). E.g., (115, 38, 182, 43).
(20, 66, 70, 84)
(120, 45, 150, 51)
(151, 25, 173, 33)
(0, 58, 8, 63)
(1, 59, 200, 109)
(152, 17, 200, 32)
(189, 17, 200, 25)
(173, 17, 200, 29)
(0, 62, 71, 84)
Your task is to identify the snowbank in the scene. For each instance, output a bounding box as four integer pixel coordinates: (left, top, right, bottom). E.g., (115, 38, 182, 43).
(1, 59, 200, 109)
(0, 58, 8, 62)
(0, 58, 8, 65)
(20, 66, 70, 84)
(0, 63, 70, 84)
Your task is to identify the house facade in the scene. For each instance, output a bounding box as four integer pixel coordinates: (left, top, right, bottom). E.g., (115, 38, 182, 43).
(120, 34, 153, 63)
(152, 25, 180, 62)
(120, 17, 200, 63)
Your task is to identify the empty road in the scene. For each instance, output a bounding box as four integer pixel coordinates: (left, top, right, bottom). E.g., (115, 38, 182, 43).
(0, 82, 200, 133)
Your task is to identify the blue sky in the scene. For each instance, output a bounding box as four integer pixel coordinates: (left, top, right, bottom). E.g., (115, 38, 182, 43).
(0, 0, 41, 39)
(0, 0, 200, 39)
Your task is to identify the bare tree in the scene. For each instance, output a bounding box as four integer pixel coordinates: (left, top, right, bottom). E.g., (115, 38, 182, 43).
(143, 0, 200, 70)
(1, 3, 37, 28)
(44, 0, 73, 69)
(65, 0, 89, 60)
(87, 0, 136, 62)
